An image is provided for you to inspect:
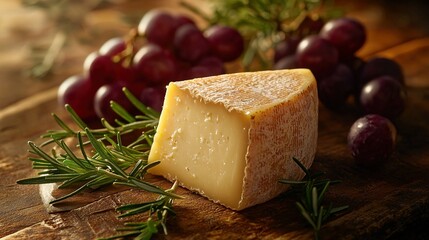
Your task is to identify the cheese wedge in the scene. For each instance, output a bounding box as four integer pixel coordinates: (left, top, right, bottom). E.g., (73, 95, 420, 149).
(148, 69, 318, 210)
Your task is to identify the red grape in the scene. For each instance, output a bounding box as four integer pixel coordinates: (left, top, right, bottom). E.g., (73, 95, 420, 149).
(347, 114, 397, 167)
(318, 64, 355, 110)
(358, 57, 404, 88)
(274, 36, 301, 63)
(183, 56, 225, 79)
(320, 17, 366, 58)
(204, 25, 244, 62)
(138, 10, 177, 47)
(99, 37, 127, 57)
(139, 87, 166, 112)
(94, 83, 135, 123)
(84, 52, 115, 88)
(57, 75, 98, 121)
(133, 44, 177, 86)
(296, 35, 339, 77)
(273, 55, 298, 70)
(175, 14, 196, 28)
(173, 24, 211, 62)
(359, 75, 406, 119)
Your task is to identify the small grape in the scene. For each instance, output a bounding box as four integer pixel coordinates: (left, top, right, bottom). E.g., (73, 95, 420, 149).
(183, 56, 225, 79)
(94, 83, 135, 123)
(358, 57, 405, 88)
(318, 64, 355, 110)
(359, 75, 406, 119)
(99, 37, 126, 57)
(204, 25, 244, 62)
(84, 52, 115, 88)
(173, 24, 211, 62)
(347, 114, 397, 167)
(139, 87, 166, 112)
(296, 35, 339, 77)
(133, 44, 177, 86)
(320, 17, 366, 58)
(57, 75, 98, 121)
(175, 14, 196, 28)
(138, 10, 177, 47)
(274, 36, 301, 63)
(273, 55, 298, 70)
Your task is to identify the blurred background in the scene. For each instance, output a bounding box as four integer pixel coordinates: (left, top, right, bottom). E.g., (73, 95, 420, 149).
(1, 0, 428, 110)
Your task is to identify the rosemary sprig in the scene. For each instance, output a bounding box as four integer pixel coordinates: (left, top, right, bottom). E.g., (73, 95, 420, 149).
(101, 181, 179, 240)
(280, 158, 348, 240)
(17, 88, 182, 239)
(182, 0, 342, 71)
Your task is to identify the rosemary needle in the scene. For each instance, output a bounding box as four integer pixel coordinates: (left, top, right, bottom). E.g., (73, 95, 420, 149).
(280, 158, 348, 239)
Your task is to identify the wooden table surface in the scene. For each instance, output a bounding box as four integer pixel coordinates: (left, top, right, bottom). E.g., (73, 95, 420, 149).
(1, 0, 429, 239)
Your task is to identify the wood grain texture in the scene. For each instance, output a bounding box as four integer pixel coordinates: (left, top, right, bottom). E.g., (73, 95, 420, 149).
(1, 0, 429, 239)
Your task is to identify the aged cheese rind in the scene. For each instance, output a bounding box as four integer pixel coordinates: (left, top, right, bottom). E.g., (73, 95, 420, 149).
(148, 69, 318, 210)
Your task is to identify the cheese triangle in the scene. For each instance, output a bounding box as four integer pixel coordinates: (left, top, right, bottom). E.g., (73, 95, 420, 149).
(148, 69, 318, 210)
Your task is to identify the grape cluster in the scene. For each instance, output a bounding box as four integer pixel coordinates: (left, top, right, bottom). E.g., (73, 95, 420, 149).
(58, 9, 244, 123)
(274, 17, 406, 167)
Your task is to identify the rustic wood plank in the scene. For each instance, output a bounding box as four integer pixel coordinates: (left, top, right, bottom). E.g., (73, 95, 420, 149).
(2, 1, 429, 239)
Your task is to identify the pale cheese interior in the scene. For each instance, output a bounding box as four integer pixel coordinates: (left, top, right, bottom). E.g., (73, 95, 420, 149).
(148, 83, 250, 208)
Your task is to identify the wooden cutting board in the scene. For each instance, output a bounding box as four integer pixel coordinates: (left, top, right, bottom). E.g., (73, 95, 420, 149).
(1, 1, 429, 239)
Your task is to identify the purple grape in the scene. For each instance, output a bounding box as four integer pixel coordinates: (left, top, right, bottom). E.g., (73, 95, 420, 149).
(347, 114, 397, 167)
(174, 14, 196, 29)
(173, 24, 211, 62)
(99, 37, 127, 57)
(318, 64, 355, 109)
(273, 55, 298, 70)
(139, 87, 166, 112)
(133, 44, 177, 86)
(138, 10, 177, 47)
(320, 17, 366, 58)
(183, 56, 225, 79)
(358, 57, 405, 88)
(94, 83, 135, 123)
(359, 75, 406, 119)
(296, 35, 339, 77)
(274, 36, 301, 63)
(204, 25, 244, 62)
(57, 75, 98, 121)
(84, 52, 115, 88)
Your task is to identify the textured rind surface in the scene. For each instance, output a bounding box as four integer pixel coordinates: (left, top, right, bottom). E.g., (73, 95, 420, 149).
(239, 80, 318, 209)
(173, 69, 315, 115)
(152, 69, 318, 210)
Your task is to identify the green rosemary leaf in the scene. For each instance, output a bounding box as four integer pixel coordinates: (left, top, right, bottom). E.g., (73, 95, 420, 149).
(330, 205, 349, 215)
(318, 181, 330, 203)
(104, 159, 128, 178)
(292, 157, 311, 177)
(111, 100, 136, 123)
(296, 201, 317, 229)
(57, 171, 98, 188)
(57, 140, 88, 170)
(65, 104, 88, 130)
(16, 176, 61, 185)
(278, 179, 307, 185)
(51, 113, 75, 135)
(122, 88, 160, 120)
(312, 186, 318, 217)
(28, 141, 70, 172)
(77, 132, 94, 168)
(137, 161, 160, 177)
(49, 182, 89, 204)
(85, 128, 111, 161)
(118, 203, 160, 218)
